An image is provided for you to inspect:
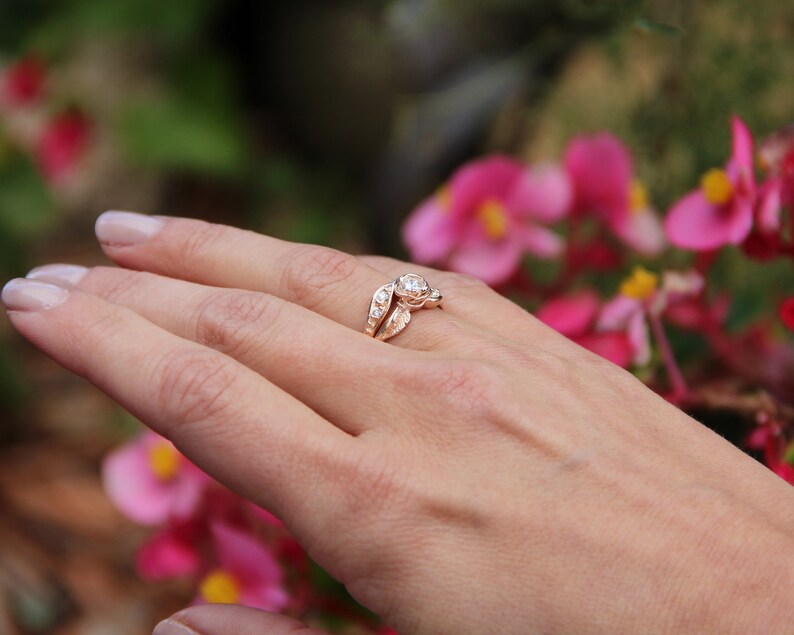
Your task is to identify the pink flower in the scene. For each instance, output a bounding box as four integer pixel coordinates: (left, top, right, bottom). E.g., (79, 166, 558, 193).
(597, 268, 703, 366)
(780, 297, 794, 333)
(403, 156, 570, 286)
(136, 521, 202, 581)
(754, 177, 784, 236)
(247, 502, 284, 528)
(564, 132, 665, 255)
(36, 109, 91, 183)
(746, 422, 794, 486)
(664, 293, 730, 332)
(751, 124, 794, 241)
(758, 124, 794, 204)
(102, 431, 208, 526)
(536, 290, 633, 368)
(664, 117, 756, 250)
(1, 55, 46, 107)
(194, 521, 289, 611)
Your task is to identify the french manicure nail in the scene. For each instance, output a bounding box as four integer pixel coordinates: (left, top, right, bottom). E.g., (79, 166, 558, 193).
(2, 278, 69, 311)
(27, 264, 88, 286)
(152, 618, 200, 635)
(95, 210, 163, 246)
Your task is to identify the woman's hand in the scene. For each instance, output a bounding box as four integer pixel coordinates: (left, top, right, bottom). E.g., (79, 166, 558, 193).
(4, 211, 794, 634)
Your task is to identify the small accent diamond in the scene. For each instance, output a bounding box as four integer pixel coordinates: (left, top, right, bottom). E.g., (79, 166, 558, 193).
(371, 307, 384, 318)
(376, 289, 390, 302)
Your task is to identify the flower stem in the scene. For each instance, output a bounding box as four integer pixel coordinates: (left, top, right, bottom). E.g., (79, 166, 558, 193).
(648, 313, 688, 403)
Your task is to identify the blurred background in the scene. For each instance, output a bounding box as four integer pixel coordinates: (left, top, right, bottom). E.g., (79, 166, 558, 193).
(1, 0, 793, 633)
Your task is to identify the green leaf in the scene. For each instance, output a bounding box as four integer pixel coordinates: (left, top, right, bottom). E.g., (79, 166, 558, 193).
(0, 155, 54, 237)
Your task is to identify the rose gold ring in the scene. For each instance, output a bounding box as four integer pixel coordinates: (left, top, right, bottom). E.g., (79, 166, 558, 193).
(364, 273, 443, 341)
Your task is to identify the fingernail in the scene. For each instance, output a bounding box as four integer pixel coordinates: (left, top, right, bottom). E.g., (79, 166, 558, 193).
(152, 618, 201, 635)
(27, 264, 88, 286)
(96, 211, 163, 246)
(2, 278, 69, 311)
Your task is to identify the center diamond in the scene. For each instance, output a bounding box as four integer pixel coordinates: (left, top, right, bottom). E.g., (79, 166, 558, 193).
(396, 273, 428, 297)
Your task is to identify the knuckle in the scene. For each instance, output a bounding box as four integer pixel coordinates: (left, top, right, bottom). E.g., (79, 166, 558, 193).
(89, 267, 146, 305)
(79, 307, 129, 346)
(441, 271, 489, 294)
(411, 360, 507, 420)
(327, 448, 410, 538)
(174, 221, 227, 267)
(193, 290, 284, 355)
(154, 349, 238, 429)
(279, 246, 359, 308)
(532, 349, 578, 383)
(59, 306, 127, 364)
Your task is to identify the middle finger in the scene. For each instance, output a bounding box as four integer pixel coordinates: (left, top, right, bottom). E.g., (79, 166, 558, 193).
(94, 213, 483, 350)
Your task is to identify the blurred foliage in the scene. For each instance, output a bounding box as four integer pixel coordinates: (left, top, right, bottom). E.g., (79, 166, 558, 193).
(19, 0, 219, 51)
(0, 155, 53, 236)
(1, 0, 793, 631)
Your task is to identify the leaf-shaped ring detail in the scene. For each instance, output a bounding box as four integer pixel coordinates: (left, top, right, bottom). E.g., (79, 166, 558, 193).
(364, 273, 443, 341)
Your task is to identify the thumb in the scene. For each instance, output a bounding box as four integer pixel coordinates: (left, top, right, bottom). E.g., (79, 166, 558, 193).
(153, 604, 331, 635)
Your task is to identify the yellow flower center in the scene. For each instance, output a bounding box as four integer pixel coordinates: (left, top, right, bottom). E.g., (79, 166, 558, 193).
(477, 199, 508, 240)
(629, 180, 649, 214)
(700, 168, 733, 205)
(148, 441, 180, 481)
(199, 570, 241, 604)
(436, 185, 452, 212)
(619, 265, 658, 300)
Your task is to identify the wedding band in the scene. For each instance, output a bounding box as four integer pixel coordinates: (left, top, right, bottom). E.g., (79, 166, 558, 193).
(364, 273, 443, 341)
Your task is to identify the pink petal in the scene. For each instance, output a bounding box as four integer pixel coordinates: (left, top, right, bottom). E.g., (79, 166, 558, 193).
(102, 437, 182, 526)
(597, 295, 642, 332)
(2, 56, 46, 107)
(36, 110, 91, 183)
(576, 332, 634, 368)
(564, 133, 632, 219)
(402, 195, 458, 264)
(536, 290, 600, 337)
(247, 502, 284, 528)
(239, 584, 290, 612)
(516, 224, 563, 259)
(745, 426, 771, 451)
(774, 463, 794, 485)
(448, 155, 525, 219)
(210, 521, 283, 587)
(756, 178, 783, 233)
(664, 190, 752, 250)
(626, 310, 651, 366)
(661, 270, 704, 297)
(664, 299, 708, 330)
(725, 196, 754, 244)
(507, 163, 572, 223)
(447, 233, 524, 286)
(610, 208, 666, 256)
(730, 116, 754, 175)
(170, 471, 206, 520)
(135, 524, 201, 581)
